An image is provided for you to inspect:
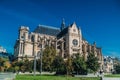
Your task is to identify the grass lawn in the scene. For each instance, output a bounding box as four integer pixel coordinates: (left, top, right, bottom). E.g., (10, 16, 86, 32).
(15, 75, 101, 80)
(104, 74, 120, 77)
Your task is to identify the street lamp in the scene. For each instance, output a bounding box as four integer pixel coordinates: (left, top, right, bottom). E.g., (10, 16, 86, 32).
(33, 44, 43, 76)
(34, 55, 36, 76)
(40, 47, 43, 75)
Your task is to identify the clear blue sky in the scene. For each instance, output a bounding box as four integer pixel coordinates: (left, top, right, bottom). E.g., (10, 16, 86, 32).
(0, 0, 120, 57)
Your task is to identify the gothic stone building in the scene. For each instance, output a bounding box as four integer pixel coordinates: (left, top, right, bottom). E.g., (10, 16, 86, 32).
(14, 21, 103, 70)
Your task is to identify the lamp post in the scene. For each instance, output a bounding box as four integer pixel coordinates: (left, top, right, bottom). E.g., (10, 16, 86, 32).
(34, 55, 36, 76)
(40, 48, 43, 75)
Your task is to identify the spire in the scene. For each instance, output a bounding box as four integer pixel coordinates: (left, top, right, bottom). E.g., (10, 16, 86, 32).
(93, 41, 96, 46)
(61, 18, 65, 31)
(73, 21, 76, 24)
(62, 18, 65, 25)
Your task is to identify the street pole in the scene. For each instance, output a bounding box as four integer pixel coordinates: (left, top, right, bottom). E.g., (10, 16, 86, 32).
(40, 50, 42, 75)
(34, 55, 36, 76)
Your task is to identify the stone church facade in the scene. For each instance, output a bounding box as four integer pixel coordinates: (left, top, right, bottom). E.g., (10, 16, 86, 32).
(14, 20, 103, 70)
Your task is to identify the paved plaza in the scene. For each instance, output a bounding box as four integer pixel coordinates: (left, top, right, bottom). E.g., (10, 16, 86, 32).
(0, 73, 15, 80)
(1, 72, 120, 80)
(103, 77, 120, 80)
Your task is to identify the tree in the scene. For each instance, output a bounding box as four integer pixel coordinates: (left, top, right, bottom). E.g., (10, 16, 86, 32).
(28, 60, 33, 72)
(9, 57, 33, 73)
(3, 61, 11, 72)
(0, 66, 4, 72)
(0, 57, 10, 72)
(114, 64, 120, 74)
(23, 58, 32, 72)
(15, 66, 19, 72)
(52, 56, 66, 74)
(86, 53, 100, 73)
(0, 57, 4, 72)
(65, 57, 73, 75)
(36, 59, 41, 72)
(72, 53, 87, 75)
(0, 57, 4, 66)
(21, 66, 26, 73)
(113, 57, 120, 74)
(42, 46, 57, 72)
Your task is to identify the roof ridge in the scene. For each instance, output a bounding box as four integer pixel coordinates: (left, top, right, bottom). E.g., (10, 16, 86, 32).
(34, 25, 60, 36)
(38, 24, 60, 30)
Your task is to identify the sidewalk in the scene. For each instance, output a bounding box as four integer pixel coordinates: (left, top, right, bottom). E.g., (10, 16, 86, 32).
(0, 73, 16, 80)
(103, 77, 120, 80)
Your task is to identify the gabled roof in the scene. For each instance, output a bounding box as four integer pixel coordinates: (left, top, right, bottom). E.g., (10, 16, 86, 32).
(34, 25, 60, 36)
(57, 22, 79, 39)
(57, 27, 69, 39)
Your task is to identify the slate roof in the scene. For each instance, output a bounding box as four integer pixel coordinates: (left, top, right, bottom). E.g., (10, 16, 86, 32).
(34, 24, 83, 40)
(34, 25, 60, 36)
(57, 27, 69, 39)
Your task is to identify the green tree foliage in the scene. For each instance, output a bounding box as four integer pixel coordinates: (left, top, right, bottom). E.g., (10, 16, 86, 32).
(36, 59, 41, 72)
(42, 46, 57, 72)
(23, 57, 33, 72)
(113, 57, 120, 66)
(3, 61, 11, 71)
(15, 66, 19, 72)
(114, 64, 120, 74)
(72, 53, 87, 75)
(29, 60, 33, 72)
(113, 57, 120, 74)
(21, 66, 26, 73)
(52, 56, 66, 74)
(65, 57, 73, 75)
(0, 57, 4, 67)
(9, 56, 33, 73)
(0, 57, 10, 72)
(86, 53, 100, 73)
(10, 60, 22, 72)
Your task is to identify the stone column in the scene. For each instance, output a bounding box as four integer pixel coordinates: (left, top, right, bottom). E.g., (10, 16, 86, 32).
(25, 32, 28, 41)
(83, 44, 87, 60)
(33, 34, 38, 56)
(20, 43, 23, 55)
(55, 39, 57, 51)
(88, 45, 91, 53)
(18, 43, 21, 56)
(23, 42, 26, 57)
(34, 43, 37, 56)
(61, 41, 64, 57)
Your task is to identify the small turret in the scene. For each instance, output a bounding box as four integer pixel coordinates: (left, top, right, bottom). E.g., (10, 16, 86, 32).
(19, 26, 29, 41)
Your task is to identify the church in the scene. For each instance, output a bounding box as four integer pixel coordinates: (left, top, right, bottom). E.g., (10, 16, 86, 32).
(14, 20, 103, 70)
